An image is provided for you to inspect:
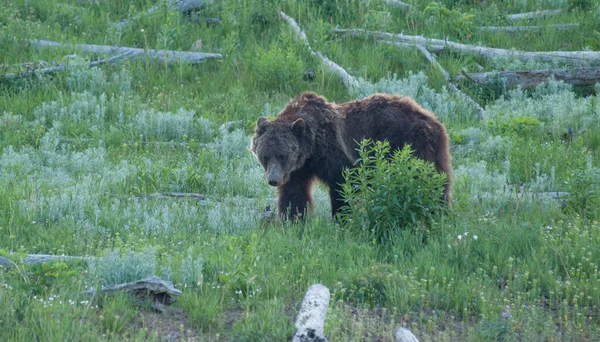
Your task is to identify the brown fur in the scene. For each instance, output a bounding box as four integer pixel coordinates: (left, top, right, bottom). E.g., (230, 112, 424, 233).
(250, 91, 452, 220)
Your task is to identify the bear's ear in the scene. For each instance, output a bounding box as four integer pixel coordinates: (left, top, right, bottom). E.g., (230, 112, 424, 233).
(291, 118, 305, 137)
(255, 116, 269, 134)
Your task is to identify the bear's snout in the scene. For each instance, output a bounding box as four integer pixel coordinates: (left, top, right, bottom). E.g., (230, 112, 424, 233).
(266, 162, 284, 187)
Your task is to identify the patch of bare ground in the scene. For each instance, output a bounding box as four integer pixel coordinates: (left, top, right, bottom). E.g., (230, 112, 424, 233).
(135, 307, 199, 341)
(133, 307, 246, 342)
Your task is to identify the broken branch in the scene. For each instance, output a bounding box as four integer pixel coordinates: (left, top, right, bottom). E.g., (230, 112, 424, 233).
(31, 39, 222, 65)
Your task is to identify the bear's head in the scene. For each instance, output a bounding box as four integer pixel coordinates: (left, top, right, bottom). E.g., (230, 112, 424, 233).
(250, 116, 314, 187)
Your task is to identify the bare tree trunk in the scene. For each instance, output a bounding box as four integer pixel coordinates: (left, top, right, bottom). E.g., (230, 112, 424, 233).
(334, 28, 599, 65)
(31, 40, 222, 65)
(455, 67, 600, 89)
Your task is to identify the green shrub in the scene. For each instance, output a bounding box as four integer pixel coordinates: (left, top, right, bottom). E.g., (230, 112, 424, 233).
(338, 140, 447, 244)
(251, 44, 304, 92)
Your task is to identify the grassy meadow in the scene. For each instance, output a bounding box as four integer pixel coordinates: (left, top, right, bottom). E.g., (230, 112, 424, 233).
(1, 0, 600, 340)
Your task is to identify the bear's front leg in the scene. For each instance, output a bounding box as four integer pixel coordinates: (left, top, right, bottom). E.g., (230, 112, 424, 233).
(328, 184, 346, 218)
(277, 172, 315, 220)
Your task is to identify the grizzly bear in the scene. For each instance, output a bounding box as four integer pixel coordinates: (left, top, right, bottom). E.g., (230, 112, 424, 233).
(250, 91, 452, 220)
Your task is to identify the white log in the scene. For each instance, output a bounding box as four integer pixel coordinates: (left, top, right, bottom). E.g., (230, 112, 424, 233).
(395, 327, 419, 342)
(480, 23, 579, 33)
(415, 45, 484, 119)
(506, 9, 563, 21)
(334, 28, 598, 65)
(455, 67, 600, 89)
(292, 284, 330, 342)
(280, 12, 358, 90)
(31, 39, 222, 65)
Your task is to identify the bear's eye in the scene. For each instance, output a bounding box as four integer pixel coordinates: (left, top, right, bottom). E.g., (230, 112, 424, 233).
(276, 155, 285, 162)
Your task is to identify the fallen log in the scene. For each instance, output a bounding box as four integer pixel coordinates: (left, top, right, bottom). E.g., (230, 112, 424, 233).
(31, 40, 222, 65)
(415, 44, 484, 119)
(85, 276, 182, 312)
(455, 67, 600, 89)
(480, 23, 579, 33)
(117, 0, 214, 28)
(0, 254, 92, 267)
(280, 12, 358, 90)
(506, 9, 563, 21)
(333, 28, 599, 66)
(292, 284, 330, 342)
(395, 327, 419, 342)
(113, 192, 208, 201)
(2, 51, 133, 80)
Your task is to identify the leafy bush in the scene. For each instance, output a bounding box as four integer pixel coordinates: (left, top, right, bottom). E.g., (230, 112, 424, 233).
(338, 140, 447, 244)
(87, 247, 157, 286)
(251, 44, 304, 92)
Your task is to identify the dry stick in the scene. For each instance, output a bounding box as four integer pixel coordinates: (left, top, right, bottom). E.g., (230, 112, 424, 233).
(455, 66, 600, 89)
(480, 23, 579, 33)
(3, 51, 134, 80)
(292, 284, 331, 342)
(280, 11, 358, 90)
(506, 9, 563, 21)
(333, 28, 598, 65)
(31, 39, 222, 65)
(415, 44, 485, 119)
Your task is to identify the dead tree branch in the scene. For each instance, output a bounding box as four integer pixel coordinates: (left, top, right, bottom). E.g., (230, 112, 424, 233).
(292, 284, 330, 342)
(455, 67, 600, 89)
(415, 44, 485, 119)
(280, 12, 358, 89)
(31, 39, 222, 65)
(334, 28, 599, 66)
(480, 23, 579, 33)
(506, 9, 563, 21)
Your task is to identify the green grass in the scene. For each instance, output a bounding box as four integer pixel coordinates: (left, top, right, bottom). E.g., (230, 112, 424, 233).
(1, 0, 600, 340)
